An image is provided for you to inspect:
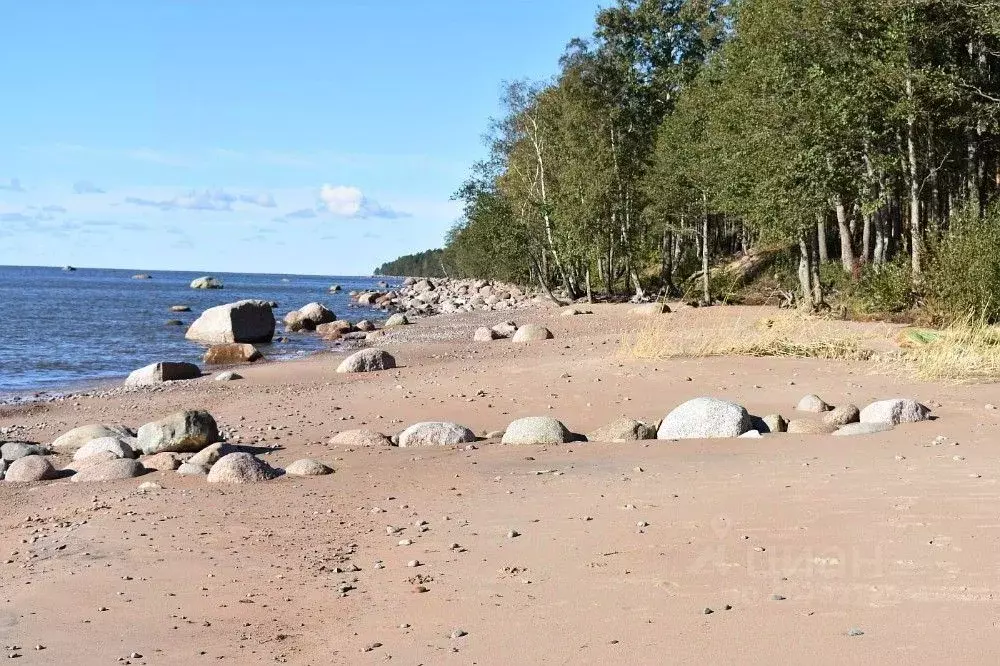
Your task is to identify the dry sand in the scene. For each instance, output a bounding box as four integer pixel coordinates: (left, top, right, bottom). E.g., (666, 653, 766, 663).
(2, 303, 1000, 664)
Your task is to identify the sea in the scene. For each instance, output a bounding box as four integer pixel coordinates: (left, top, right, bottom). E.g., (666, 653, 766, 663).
(0, 265, 396, 398)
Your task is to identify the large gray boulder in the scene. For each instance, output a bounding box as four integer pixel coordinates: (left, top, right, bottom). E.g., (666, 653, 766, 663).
(5, 455, 57, 482)
(51, 424, 135, 454)
(185, 300, 275, 344)
(491, 322, 518, 338)
(284, 459, 334, 476)
(823, 404, 860, 427)
(860, 399, 930, 425)
(398, 422, 477, 447)
(833, 422, 895, 436)
(73, 437, 136, 461)
(796, 394, 832, 413)
(336, 349, 396, 374)
(511, 324, 553, 342)
(136, 410, 220, 455)
(296, 302, 335, 325)
(72, 459, 145, 482)
(588, 417, 657, 442)
(656, 397, 753, 439)
(473, 327, 498, 342)
(1, 442, 49, 462)
(328, 430, 392, 447)
(190, 276, 223, 289)
(501, 417, 572, 445)
(207, 453, 278, 483)
(125, 361, 201, 386)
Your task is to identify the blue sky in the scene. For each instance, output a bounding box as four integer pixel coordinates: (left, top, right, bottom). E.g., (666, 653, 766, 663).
(0, 1, 604, 275)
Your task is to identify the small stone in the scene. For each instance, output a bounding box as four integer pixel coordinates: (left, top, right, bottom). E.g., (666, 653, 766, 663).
(506, 530, 520, 539)
(771, 594, 786, 601)
(450, 629, 467, 639)
(847, 628, 864, 637)
(407, 560, 420, 568)
(398, 539, 412, 546)
(703, 607, 714, 615)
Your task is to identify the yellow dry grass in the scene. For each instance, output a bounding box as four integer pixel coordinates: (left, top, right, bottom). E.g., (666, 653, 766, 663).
(893, 315, 1000, 382)
(624, 312, 876, 362)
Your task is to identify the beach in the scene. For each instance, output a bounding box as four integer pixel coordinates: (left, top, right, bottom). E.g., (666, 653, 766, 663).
(2, 302, 1000, 664)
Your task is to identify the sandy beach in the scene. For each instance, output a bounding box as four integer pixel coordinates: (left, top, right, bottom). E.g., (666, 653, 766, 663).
(2, 302, 1000, 664)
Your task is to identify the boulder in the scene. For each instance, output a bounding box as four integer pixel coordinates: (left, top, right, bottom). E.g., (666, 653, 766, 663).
(587, 417, 657, 442)
(630, 303, 671, 316)
(329, 284, 342, 292)
(187, 442, 240, 467)
(656, 398, 753, 439)
(165, 319, 184, 326)
(285, 459, 334, 476)
(177, 462, 210, 476)
(51, 424, 135, 454)
(73, 437, 135, 461)
(511, 324, 553, 342)
(136, 410, 220, 455)
(336, 349, 396, 374)
(355, 320, 376, 332)
(170, 305, 191, 312)
(141, 452, 183, 471)
(796, 394, 832, 413)
(69, 450, 119, 471)
(284, 310, 316, 332)
(295, 302, 336, 325)
(473, 327, 498, 342)
(384, 313, 409, 327)
(398, 422, 477, 447)
(185, 300, 275, 344)
(860, 399, 930, 425)
(203, 343, 262, 365)
(1, 442, 49, 462)
(833, 422, 896, 436)
(214, 370, 243, 381)
(786, 419, 839, 434)
(823, 404, 860, 427)
(759, 414, 787, 433)
(125, 361, 201, 386)
(190, 276, 223, 289)
(207, 453, 278, 483)
(738, 430, 763, 438)
(328, 430, 392, 447)
(72, 459, 145, 482)
(501, 417, 572, 445)
(5, 455, 57, 482)
(491, 322, 518, 338)
(132, 274, 152, 280)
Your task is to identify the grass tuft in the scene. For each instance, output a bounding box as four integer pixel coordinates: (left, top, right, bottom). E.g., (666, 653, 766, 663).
(892, 314, 1000, 382)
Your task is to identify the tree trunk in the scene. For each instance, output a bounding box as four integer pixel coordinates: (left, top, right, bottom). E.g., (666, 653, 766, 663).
(798, 231, 814, 310)
(585, 266, 593, 304)
(835, 197, 855, 272)
(817, 215, 829, 263)
(701, 194, 710, 305)
(862, 212, 873, 267)
(811, 223, 824, 307)
(906, 75, 922, 277)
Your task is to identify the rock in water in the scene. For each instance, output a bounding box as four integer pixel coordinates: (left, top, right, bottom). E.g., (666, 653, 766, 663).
(796, 394, 832, 413)
(203, 343, 262, 365)
(786, 419, 839, 434)
(860, 399, 930, 425)
(5, 455, 57, 482)
(185, 300, 276, 344)
(1, 442, 50, 462)
(398, 422, 477, 447)
(170, 305, 191, 312)
(284, 459, 334, 476)
(630, 303, 671, 316)
(833, 422, 895, 436)
(72, 459, 145, 482)
(501, 417, 572, 445)
(190, 276, 223, 289)
(587, 417, 657, 442)
(73, 437, 135, 461)
(296, 302, 336, 325)
(823, 404, 860, 426)
(656, 398, 753, 439)
(136, 410, 220, 455)
(51, 424, 135, 454)
(511, 324, 553, 342)
(336, 349, 396, 373)
(354, 320, 376, 332)
(384, 313, 409, 327)
(207, 453, 278, 483)
(473, 327, 498, 342)
(125, 361, 201, 386)
(328, 430, 392, 447)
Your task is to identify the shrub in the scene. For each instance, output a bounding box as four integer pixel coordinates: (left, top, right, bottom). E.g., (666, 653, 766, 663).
(925, 208, 1000, 323)
(852, 258, 913, 315)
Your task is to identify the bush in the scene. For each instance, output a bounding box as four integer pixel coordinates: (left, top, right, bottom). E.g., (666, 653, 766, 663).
(925, 208, 1000, 323)
(852, 258, 913, 315)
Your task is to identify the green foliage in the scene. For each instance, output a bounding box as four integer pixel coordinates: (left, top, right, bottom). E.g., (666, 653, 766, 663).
(852, 259, 914, 315)
(925, 207, 1000, 323)
(373, 249, 446, 278)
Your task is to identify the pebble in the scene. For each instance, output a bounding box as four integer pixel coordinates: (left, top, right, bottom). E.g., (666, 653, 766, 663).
(847, 628, 865, 636)
(450, 629, 467, 639)
(398, 539, 412, 546)
(407, 560, 420, 568)
(771, 594, 786, 601)
(507, 530, 520, 539)
(703, 607, 714, 615)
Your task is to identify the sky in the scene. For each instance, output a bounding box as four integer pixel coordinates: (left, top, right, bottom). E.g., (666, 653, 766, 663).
(0, 1, 605, 275)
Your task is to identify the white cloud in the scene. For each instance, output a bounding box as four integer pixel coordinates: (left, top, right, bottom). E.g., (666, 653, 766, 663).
(124, 189, 277, 212)
(0, 178, 25, 192)
(318, 184, 407, 219)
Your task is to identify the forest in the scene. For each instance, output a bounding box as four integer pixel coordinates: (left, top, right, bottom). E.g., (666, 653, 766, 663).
(378, 0, 1000, 322)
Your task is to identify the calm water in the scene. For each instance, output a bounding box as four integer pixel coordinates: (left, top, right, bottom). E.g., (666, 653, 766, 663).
(0, 265, 396, 395)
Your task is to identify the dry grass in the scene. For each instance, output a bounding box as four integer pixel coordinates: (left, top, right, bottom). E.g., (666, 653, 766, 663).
(624, 312, 876, 362)
(892, 315, 1000, 382)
